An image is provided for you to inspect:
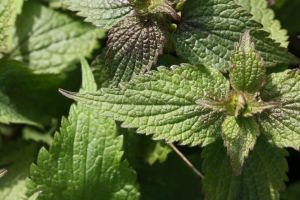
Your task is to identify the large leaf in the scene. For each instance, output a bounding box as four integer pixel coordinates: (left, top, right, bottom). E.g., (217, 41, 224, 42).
(26, 59, 140, 199)
(230, 30, 265, 93)
(63, 0, 133, 29)
(234, 0, 289, 48)
(0, 59, 63, 127)
(10, 0, 105, 74)
(60, 64, 230, 146)
(260, 69, 300, 148)
(0, 0, 13, 57)
(202, 136, 288, 199)
(0, 140, 39, 200)
(106, 16, 165, 86)
(222, 116, 259, 175)
(172, 0, 297, 72)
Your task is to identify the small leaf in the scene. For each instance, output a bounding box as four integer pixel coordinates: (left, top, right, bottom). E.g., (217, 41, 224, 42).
(63, 0, 133, 29)
(230, 30, 266, 93)
(260, 69, 300, 148)
(234, 0, 289, 47)
(11, 0, 106, 73)
(148, 0, 180, 20)
(107, 16, 165, 86)
(0, 0, 13, 57)
(172, 0, 297, 72)
(0, 168, 7, 179)
(222, 116, 259, 175)
(26, 59, 140, 200)
(60, 64, 230, 146)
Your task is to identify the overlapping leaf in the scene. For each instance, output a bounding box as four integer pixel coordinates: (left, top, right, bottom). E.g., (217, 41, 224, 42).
(60, 64, 230, 146)
(63, 0, 133, 29)
(106, 16, 165, 86)
(11, 0, 105, 73)
(202, 136, 288, 199)
(0, 59, 63, 127)
(260, 70, 300, 148)
(230, 30, 265, 93)
(0, 0, 13, 57)
(173, 0, 297, 72)
(234, 0, 289, 48)
(222, 116, 259, 175)
(148, 0, 180, 20)
(26, 59, 140, 199)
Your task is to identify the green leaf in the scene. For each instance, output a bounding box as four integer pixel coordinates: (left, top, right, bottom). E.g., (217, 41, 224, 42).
(26, 60, 140, 200)
(123, 129, 172, 165)
(148, 0, 180, 20)
(230, 30, 265, 93)
(202, 139, 242, 199)
(172, 0, 297, 72)
(281, 181, 300, 200)
(60, 64, 229, 146)
(234, 0, 289, 48)
(0, 140, 39, 200)
(91, 53, 109, 89)
(63, 0, 133, 29)
(242, 136, 288, 199)
(0, 59, 63, 127)
(10, 0, 105, 74)
(202, 136, 288, 199)
(260, 70, 300, 148)
(222, 116, 259, 175)
(0, 0, 13, 57)
(107, 16, 165, 86)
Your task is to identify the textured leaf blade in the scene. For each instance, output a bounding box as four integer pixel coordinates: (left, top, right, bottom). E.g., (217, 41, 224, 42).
(230, 30, 265, 93)
(0, 59, 63, 126)
(202, 139, 243, 199)
(11, 0, 105, 74)
(242, 136, 288, 199)
(26, 60, 140, 200)
(0, 0, 13, 57)
(60, 64, 230, 146)
(260, 70, 300, 148)
(202, 136, 288, 199)
(107, 16, 165, 86)
(234, 0, 289, 48)
(222, 116, 259, 175)
(172, 0, 297, 72)
(148, 0, 180, 20)
(63, 0, 133, 29)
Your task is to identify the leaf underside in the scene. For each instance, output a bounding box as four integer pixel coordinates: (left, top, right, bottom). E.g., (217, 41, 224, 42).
(26, 59, 140, 200)
(259, 70, 300, 148)
(63, 0, 133, 29)
(106, 16, 165, 87)
(173, 0, 297, 72)
(60, 64, 230, 146)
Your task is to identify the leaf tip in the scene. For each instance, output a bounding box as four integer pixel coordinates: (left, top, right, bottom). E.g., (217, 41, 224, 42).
(58, 88, 77, 100)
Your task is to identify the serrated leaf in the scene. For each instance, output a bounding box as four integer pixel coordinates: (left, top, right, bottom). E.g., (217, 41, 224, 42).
(0, 0, 13, 57)
(26, 60, 140, 200)
(202, 136, 288, 199)
(172, 0, 297, 72)
(0, 140, 39, 200)
(10, 0, 105, 74)
(202, 139, 242, 199)
(230, 30, 265, 93)
(259, 70, 300, 148)
(148, 0, 180, 20)
(63, 0, 133, 29)
(107, 16, 165, 86)
(234, 0, 289, 48)
(242, 136, 288, 199)
(222, 116, 259, 175)
(60, 64, 229, 146)
(0, 59, 63, 126)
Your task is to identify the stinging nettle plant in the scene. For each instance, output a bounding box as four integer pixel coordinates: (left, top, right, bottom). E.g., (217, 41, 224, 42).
(1, 0, 300, 199)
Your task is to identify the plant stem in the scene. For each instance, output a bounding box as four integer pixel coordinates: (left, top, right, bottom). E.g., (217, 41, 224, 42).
(169, 143, 205, 179)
